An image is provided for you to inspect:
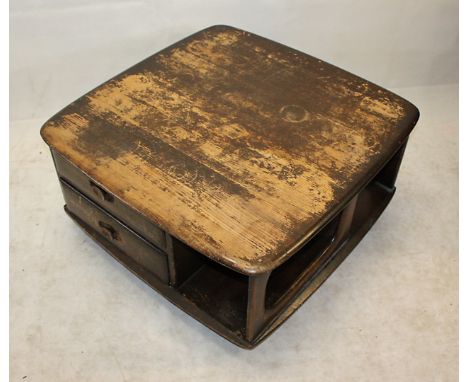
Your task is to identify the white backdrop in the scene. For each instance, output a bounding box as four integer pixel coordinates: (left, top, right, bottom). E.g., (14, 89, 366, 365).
(10, 2, 459, 381)
(11, 0, 458, 122)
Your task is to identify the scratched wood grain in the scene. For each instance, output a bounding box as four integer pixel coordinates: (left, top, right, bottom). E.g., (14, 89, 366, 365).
(41, 25, 419, 273)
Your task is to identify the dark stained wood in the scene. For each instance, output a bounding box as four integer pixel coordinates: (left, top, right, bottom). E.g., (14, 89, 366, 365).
(61, 179, 169, 284)
(41, 25, 419, 348)
(246, 272, 270, 341)
(41, 25, 419, 274)
(52, 150, 167, 250)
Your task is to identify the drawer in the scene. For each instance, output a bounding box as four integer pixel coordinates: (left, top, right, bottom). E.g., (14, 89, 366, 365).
(61, 179, 170, 284)
(52, 150, 167, 251)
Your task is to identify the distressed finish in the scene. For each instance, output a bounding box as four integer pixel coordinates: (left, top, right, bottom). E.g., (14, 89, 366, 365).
(40, 25, 419, 274)
(41, 25, 419, 348)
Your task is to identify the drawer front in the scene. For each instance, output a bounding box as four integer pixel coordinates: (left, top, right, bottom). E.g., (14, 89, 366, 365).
(61, 180, 169, 284)
(52, 150, 166, 251)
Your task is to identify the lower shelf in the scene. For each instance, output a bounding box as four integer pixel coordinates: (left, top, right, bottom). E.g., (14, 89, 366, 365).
(178, 261, 248, 335)
(64, 177, 395, 348)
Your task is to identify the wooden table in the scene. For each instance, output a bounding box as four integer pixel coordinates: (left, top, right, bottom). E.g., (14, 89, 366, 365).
(40, 25, 419, 348)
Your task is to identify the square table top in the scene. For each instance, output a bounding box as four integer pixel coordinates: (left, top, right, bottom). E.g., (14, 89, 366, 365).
(41, 25, 419, 274)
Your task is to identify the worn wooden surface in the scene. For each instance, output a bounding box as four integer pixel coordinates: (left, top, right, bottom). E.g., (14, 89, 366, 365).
(40, 25, 419, 273)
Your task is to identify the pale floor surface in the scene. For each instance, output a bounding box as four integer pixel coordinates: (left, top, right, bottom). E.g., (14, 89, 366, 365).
(10, 84, 458, 381)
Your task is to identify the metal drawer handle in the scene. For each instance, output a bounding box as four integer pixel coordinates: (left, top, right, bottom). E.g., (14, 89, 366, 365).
(98, 221, 120, 241)
(89, 180, 114, 202)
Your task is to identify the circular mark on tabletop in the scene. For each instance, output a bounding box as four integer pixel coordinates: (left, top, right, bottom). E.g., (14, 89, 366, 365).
(279, 104, 310, 123)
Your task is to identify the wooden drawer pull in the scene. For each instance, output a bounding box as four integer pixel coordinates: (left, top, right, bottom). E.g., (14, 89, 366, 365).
(89, 180, 114, 202)
(98, 221, 120, 241)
